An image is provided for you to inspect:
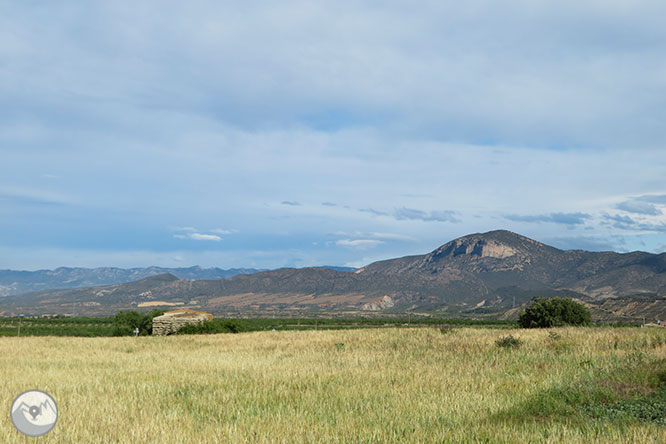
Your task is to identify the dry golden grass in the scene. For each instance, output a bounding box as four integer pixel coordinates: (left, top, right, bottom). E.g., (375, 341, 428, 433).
(1, 327, 664, 443)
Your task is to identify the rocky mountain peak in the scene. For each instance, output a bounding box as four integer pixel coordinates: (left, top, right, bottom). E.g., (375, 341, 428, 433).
(430, 230, 549, 260)
(434, 237, 518, 259)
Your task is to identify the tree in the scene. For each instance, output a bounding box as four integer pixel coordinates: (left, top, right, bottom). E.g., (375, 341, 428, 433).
(518, 297, 591, 328)
(112, 309, 166, 336)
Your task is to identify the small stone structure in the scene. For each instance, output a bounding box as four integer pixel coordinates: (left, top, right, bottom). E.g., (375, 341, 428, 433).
(152, 309, 213, 335)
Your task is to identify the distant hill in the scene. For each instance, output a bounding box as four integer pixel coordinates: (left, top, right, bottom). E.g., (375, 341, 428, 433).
(0, 266, 264, 296)
(2, 230, 665, 321)
(316, 266, 357, 273)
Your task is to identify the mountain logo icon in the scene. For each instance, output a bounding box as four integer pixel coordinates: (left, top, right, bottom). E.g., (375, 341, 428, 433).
(10, 390, 58, 437)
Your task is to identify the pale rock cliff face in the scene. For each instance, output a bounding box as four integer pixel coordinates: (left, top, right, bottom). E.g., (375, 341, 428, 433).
(442, 239, 518, 259)
(362, 295, 395, 311)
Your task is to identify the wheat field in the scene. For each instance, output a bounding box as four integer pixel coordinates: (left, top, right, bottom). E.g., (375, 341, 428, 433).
(1, 327, 664, 443)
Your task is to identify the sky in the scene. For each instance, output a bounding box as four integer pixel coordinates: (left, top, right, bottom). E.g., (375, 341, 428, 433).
(2, 1, 666, 270)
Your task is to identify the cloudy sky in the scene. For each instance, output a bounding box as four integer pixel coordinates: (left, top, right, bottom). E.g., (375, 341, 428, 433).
(2, 1, 666, 270)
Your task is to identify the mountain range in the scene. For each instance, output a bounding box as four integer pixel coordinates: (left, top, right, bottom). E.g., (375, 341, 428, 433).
(0, 266, 266, 297)
(2, 230, 665, 321)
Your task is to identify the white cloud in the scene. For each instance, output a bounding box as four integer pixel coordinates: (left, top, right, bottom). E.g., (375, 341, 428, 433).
(173, 228, 223, 242)
(336, 239, 384, 249)
(369, 232, 417, 242)
(188, 233, 222, 241)
(210, 228, 235, 235)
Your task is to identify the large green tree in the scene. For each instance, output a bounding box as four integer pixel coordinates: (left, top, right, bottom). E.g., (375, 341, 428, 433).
(112, 309, 166, 336)
(518, 297, 591, 328)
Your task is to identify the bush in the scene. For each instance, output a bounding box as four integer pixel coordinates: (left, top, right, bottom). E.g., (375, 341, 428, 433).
(496, 335, 522, 348)
(177, 319, 246, 335)
(112, 309, 166, 336)
(657, 369, 666, 388)
(518, 297, 591, 328)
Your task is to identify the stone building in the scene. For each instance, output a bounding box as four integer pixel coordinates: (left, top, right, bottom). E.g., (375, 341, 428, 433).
(152, 309, 213, 335)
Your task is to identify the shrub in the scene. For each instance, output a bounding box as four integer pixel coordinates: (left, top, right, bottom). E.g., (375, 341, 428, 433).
(177, 319, 246, 335)
(496, 335, 522, 349)
(518, 297, 591, 328)
(112, 309, 166, 336)
(657, 369, 666, 388)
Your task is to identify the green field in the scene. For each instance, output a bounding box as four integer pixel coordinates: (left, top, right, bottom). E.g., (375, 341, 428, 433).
(0, 316, 518, 337)
(1, 327, 664, 443)
(0, 317, 116, 337)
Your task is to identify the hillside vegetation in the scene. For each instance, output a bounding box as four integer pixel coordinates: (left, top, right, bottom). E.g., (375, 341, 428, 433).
(1, 327, 664, 443)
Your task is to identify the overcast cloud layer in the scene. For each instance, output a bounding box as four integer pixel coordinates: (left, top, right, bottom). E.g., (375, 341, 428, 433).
(2, 1, 666, 270)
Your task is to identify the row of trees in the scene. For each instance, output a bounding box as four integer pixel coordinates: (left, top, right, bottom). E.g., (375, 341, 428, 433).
(111, 297, 592, 336)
